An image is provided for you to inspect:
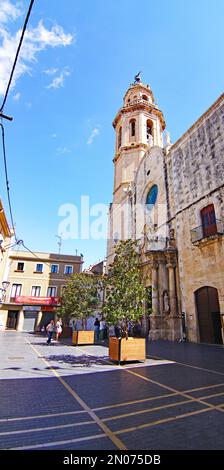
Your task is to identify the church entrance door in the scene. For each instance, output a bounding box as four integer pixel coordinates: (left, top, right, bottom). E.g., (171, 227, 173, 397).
(195, 287, 223, 344)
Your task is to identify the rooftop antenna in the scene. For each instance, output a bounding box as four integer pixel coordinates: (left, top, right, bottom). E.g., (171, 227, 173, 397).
(56, 234, 62, 254)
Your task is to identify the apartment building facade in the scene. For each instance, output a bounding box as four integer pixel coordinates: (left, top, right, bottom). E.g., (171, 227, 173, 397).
(0, 250, 83, 331)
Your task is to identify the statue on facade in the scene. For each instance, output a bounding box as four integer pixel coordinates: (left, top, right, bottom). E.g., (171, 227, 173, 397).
(134, 71, 142, 84)
(163, 291, 170, 314)
(167, 228, 176, 250)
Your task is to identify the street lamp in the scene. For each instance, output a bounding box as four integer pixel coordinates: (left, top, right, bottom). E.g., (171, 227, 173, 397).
(0, 282, 10, 303)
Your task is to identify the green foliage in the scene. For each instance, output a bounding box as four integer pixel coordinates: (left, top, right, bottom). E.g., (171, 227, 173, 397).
(58, 273, 101, 329)
(103, 240, 145, 332)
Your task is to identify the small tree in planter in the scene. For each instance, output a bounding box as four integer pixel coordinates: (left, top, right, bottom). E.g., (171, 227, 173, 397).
(59, 273, 101, 345)
(103, 240, 146, 363)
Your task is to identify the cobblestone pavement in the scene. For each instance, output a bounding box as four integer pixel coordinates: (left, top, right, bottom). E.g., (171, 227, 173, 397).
(0, 331, 224, 450)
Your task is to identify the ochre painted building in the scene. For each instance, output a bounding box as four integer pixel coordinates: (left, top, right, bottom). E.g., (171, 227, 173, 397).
(0, 199, 13, 317)
(106, 77, 224, 344)
(0, 250, 83, 331)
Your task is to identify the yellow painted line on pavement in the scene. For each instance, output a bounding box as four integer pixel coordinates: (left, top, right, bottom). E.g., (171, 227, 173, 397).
(102, 398, 195, 423)
(75, 344, 224, 415)
(200, 391, 224, 400)
(184, 382, 224, 394)
(26, 339, 127, 450)
(93, 392, 178, 412)
(93, 383, 224, 413)
(12, 432, 106, 450)
(125, 368, 224, 413)
(0, 419, 93, 436)
(115, 407, 211, 435)
(148, 354, 224, 377)
(0, 409, 87, 423)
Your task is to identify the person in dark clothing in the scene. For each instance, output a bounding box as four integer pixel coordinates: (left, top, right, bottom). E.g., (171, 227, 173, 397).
(94, 317, 100, 341)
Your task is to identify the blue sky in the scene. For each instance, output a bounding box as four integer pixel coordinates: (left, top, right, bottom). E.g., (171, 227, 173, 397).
(0, 0, 223, 267)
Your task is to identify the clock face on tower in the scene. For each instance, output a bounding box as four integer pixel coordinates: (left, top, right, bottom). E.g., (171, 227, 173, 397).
(146, 184, 158, 211)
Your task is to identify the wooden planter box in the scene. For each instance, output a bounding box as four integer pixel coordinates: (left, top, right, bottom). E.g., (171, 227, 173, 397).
(109, 337, 146, 363)
(61, 326, 72, 338)
(72, 330, 94, 346)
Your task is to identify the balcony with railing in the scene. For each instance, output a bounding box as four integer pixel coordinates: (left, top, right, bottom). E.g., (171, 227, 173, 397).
(190, 219, 224, 244)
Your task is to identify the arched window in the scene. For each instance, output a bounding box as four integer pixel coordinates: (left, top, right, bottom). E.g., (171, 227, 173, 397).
(142, 94, 148, 101)
(118, 127, 122, 149)
(130, 119, 136, 138)
(201, 204, 217, 237)
(146, 184, 158, 211)
(146, 119, 153, 145)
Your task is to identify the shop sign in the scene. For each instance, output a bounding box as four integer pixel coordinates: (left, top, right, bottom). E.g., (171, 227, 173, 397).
(23, 306, 41, 311)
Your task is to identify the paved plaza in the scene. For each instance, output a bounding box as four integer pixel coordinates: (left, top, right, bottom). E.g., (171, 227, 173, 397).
(0, 331, 224, 450)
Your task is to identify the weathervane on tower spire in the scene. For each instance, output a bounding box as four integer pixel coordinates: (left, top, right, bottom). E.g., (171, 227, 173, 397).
(134, 71, 142, 84)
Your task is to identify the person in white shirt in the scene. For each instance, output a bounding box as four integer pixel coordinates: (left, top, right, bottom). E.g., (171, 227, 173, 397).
(55, 318, 63, 341)
(46, 320, 55, 345)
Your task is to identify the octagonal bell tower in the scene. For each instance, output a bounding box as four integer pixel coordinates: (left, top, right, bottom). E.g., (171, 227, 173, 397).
(112, 74, 166, 204)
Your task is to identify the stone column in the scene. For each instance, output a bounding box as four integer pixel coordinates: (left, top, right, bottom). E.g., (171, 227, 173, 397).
(151, 262, 159, 315)
(158, 256, 168, 314)
(16, 309, 24, 331)
(152, 124, 157, 146)
(35, 311, 42, 331)
(167, 263, 177, 315)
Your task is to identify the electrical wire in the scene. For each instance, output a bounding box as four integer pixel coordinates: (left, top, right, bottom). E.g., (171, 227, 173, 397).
(0, 0, 35, 112)
(21, 241, 53, 268)
(3, 241, 20, 251)
(0, 123, 17, 240)
(0, 1, 35, 243)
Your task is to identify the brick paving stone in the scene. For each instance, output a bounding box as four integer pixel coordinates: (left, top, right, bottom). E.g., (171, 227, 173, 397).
(119, 410, 224, 450)
(128, 363, 224, 391)
(0, 332, 224, 451)
(148, 340, 224, 374)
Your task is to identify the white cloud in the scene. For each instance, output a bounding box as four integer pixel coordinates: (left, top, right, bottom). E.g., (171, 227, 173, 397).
(87, 127, 100, 145)
(0, 3, 74, 96)
(44, 67, 58, 75)
(12, 91, 20, 100)
(0, 0, 21, 24)
(46, 67, 70, 89)
(56, 146, 71, 155)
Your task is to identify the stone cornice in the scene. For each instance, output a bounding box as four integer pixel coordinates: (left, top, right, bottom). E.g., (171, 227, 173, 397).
(113, 101, 165, 130)
(113, 143, 148, 163)
(169, 93, 224, 153)
(0, 199, 11, 238)
(123, 82, 154, 102)
(113, 181, 131, 196)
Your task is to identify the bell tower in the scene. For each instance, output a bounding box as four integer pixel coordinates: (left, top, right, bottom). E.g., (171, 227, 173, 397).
(112, 74, 166, 204)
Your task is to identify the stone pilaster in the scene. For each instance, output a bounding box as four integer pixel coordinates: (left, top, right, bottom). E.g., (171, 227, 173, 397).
(16, 309, 24, 331)
(166, 263, 177, 315)
(151, 262, 159, 315)
(35, 311, 42, 331)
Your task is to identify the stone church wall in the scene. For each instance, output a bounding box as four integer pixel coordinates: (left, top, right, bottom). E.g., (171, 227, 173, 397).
(166, 95, 224, 342)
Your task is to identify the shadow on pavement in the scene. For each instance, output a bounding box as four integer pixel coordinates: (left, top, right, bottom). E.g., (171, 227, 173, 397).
(45, 354, 111, 368)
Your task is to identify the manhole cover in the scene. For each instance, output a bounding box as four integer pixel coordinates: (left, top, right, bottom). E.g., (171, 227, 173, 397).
(8, 357, 24, 360)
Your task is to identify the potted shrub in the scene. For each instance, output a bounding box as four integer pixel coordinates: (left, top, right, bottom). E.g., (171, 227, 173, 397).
(58, 273, 101, 346)
(103, 240, 146, 364)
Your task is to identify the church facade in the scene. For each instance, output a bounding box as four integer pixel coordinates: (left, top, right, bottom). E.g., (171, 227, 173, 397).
(106, 77, 224, 344)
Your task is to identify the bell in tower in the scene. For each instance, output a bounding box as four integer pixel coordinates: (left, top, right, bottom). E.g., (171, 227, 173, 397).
(112, 74, 166, 203)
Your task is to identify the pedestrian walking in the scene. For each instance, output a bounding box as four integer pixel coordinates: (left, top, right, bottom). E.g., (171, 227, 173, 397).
(114, 323, 121, 338)
(46, 320, 55, 345)
(94, 317, 100, 341)
(133, 320, 141, 338)
(55, 318, 63, 341)
(99, 318, 106, 341)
